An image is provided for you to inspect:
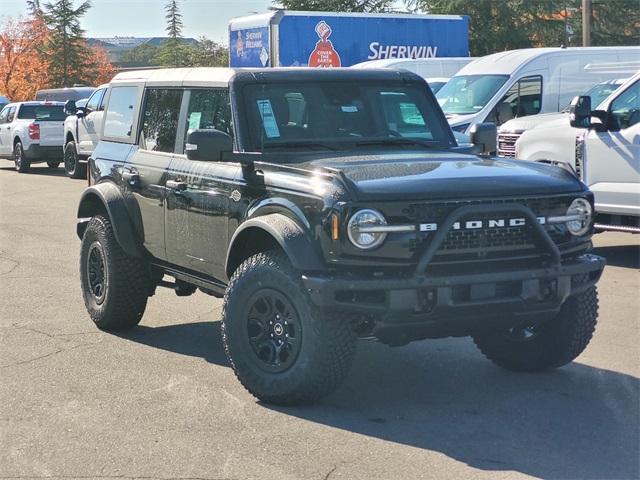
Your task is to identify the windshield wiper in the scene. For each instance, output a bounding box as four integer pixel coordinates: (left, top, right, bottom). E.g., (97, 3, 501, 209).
(262, 141, 336, 151)
(355, 138, 440, 149)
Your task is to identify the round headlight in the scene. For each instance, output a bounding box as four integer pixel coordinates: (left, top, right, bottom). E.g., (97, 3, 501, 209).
(566, 198, 592, 236)
(347, 209, 387, 250)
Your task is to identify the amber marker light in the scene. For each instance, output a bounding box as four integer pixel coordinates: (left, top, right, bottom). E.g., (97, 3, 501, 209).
(332, 214, 339, 241)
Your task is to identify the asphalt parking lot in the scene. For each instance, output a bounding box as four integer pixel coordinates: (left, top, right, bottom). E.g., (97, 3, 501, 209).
(1, 163, 638, 480)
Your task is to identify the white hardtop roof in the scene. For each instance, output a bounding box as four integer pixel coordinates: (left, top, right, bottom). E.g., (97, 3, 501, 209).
(352, 57, 474, 69)
(111, 67, 240, 86)
(457, 46, 640, 76)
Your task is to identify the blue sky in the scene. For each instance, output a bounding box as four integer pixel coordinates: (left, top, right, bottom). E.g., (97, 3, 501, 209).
(0, 0, 276, 45)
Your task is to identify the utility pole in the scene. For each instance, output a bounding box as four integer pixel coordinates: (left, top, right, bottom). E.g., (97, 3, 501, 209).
(582, 0, 591, 46)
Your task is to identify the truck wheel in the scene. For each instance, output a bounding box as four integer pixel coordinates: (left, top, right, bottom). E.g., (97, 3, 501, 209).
(64, 141, 85, 179)
(472, 284, 598, 372)
(14, 142, 30, 173)
(80, 214, 150, 330)
(47, 161, 60, 169)
(222, 251, 357, 405)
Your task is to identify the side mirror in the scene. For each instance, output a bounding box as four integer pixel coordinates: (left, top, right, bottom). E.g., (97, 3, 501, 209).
(64, 99, 76, 116)
(469, 122, 497, 155)
(185, 129, 233, 161)
(569, 95, 592, 128)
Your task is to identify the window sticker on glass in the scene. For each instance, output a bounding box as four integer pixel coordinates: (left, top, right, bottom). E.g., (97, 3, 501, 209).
(189, 112, 202, 130)
(341, 105, 358, 113)
(257, 100, 280, 138)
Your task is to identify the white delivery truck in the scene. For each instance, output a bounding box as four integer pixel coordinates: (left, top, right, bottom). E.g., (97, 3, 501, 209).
(515, 72, 640, 233)
(435, 46, 640, 135)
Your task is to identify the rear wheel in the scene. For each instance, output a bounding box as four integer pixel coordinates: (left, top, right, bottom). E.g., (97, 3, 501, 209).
(222, 251, 357, 405)
(14, 142, 30, 173)
(80, 215, 150, 330)
(64, 141, 85, 179)
(472, 283, 598, 372)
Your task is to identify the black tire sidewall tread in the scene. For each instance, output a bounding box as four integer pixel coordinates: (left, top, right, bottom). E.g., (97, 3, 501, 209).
(14, 142, 30, 173)
(80, 215, 149, 330)
(222, 251, 357, 405)
(473, 285, 599, 372)
(65, 141, 85, 179)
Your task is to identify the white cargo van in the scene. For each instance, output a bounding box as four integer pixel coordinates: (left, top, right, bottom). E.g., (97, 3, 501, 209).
(435, 47, 640, 134)
(351, 57, 475, 80)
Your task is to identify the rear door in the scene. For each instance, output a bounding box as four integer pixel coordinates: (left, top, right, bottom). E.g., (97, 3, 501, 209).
(34, 104, 66, 147)
(583, 78, 640, 217)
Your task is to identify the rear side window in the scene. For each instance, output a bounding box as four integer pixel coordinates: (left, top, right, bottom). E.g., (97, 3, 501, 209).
(140, 88, 183, 153)
(104, 86, 138, 139)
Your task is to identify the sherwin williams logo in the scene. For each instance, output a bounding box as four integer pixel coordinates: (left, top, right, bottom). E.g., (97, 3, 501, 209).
(308, 20, 341, 67)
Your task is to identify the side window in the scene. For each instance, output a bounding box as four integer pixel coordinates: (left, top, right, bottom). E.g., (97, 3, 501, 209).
(488, 75, 542, 125)
(0, 107, 9, 124)
(7, 107, 16, 123)
(184, 89, 232, 150)
(104, 86, 138, 139)
(86, 88, 106, 112)
(608, 80, 640, 131)
(141, 88, 183, 153)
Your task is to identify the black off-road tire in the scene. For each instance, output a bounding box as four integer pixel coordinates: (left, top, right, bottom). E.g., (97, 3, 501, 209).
(64, 141, 85, 179)
(472, 284, 599, 372)
(14, 142, 30, 173)
(80, 215, 150, 330)
(222, 251, 357, 405)
(47, 161, 60, 169)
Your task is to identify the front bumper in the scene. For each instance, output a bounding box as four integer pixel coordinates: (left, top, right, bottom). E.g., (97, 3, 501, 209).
(303, 253, 605, 323)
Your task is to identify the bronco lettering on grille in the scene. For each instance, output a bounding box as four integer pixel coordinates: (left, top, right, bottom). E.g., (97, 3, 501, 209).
(419, 217, 547, 232)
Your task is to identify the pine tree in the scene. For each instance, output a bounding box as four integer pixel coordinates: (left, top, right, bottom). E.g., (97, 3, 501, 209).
(157, 0, 190, 68)
(41, 0, 95, 87)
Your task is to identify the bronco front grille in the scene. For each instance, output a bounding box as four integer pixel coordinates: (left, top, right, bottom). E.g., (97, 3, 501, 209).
(402, 196, 574, 263)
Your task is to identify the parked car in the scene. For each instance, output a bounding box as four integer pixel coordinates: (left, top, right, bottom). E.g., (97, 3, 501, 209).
(75, 67, 604, 405)
(63, 84, 108, 178)
(497, 78, 629, 158)
(35, 86, 96, 102)
(436, 46, 640, 134)
(0, 101, 66, 173)
(515, 71, 640, 233)
(0, 94, 10, 110)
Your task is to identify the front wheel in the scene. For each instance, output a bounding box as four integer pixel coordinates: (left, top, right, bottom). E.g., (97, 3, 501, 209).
(80, 215, 150, 330)
(222, 251, 357, 405)
(14, 142, 30, 173)
(64, 141, 85, 179)
(472, 284, 599, 372)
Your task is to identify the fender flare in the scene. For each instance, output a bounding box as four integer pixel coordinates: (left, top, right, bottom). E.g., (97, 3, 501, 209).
(226, 213, 326, 277)
(76, 182, 144, 258)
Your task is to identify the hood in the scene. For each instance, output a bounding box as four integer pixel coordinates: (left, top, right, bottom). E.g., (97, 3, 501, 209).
(304, 152, 584, 202)
(530, 116, 572, 131)
(498, 112, 568, 134)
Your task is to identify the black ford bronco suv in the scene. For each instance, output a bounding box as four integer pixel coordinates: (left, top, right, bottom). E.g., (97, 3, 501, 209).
(77, 67, 605, 405)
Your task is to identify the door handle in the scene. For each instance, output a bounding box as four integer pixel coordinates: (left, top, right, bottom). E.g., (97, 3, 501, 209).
(166, 180, 187, 191)
(122, 171, 139, 182)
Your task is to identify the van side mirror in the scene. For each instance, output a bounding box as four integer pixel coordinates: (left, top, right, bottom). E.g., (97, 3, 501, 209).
(185, 129, 233, 161)
(569, 95, 591, 128)
(469, 122, 497, 155)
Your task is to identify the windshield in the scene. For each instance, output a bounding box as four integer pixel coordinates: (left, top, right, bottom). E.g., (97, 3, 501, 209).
(561, 81, 625, 112)
(436, 75, 509, 115)
(243, 81, 455, 152)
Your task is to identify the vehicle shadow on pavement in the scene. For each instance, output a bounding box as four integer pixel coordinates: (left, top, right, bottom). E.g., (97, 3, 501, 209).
(267, 338, 640, 480)
(0, 165, 68, 177)
(591, 243, 640, 269)
(112, 321, 228, 367)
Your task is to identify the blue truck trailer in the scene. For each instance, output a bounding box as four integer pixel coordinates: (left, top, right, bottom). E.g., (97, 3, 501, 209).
(229, 10, 469, 68)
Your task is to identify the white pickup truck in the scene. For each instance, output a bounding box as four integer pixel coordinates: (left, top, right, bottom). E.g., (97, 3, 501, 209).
(63, 84, 107, 178)
(0, 101, 66, 173)
(515, 72, 640, 233)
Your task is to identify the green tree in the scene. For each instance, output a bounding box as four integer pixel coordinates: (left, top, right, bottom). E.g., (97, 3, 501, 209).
(119, 43, 160, 65)
(273, 0, 398, 12)
(187, 37, 229, 67)
(156, 0, 191, 67)
(41, 0, 95, 87)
